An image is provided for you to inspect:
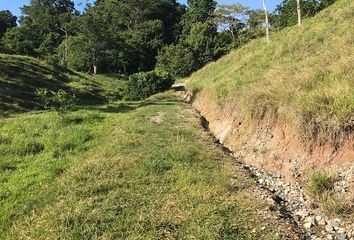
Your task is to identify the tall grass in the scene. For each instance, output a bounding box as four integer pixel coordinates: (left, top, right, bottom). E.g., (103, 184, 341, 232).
(187, 0, 354, 145)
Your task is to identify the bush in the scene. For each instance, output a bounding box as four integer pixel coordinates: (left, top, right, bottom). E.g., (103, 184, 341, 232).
(311, 172, 334, 195)
(125, 70, 174, 101)
(35, 88, 75, 116)
(155, 44, 195, 79)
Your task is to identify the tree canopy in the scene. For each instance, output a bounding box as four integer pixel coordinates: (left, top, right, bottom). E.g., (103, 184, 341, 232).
(1, 0, 337, 76)
(0, 10, 17, 39)
(271, 0, 336, 29)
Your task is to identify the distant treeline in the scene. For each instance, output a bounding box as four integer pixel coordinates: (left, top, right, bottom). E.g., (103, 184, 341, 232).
(0, 0, 336, 77)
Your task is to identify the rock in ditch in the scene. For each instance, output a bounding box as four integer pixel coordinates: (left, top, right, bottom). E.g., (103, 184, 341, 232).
(327, 220, 340, 230)
(303, 222, 313, 229)
(325, 224, 334, 233)
(337, 233, 347, 240)
(306, 216, 316, 226)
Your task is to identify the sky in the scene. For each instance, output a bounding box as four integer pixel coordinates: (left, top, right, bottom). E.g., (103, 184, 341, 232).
(0, 0, 282, 18)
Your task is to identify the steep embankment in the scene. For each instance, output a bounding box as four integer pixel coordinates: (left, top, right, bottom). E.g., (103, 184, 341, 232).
(186, 0, 353, 201)
(0, 54, 125, 115)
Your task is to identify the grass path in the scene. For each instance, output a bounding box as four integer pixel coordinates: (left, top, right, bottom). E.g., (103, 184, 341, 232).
(2, 92, 300, 239)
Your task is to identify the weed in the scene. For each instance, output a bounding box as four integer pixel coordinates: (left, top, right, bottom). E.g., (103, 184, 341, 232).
(216, 84, 229, 103)
(311, 172, 334, 195)
(324, 195, 344, 215)
(143, 157, 172, 175)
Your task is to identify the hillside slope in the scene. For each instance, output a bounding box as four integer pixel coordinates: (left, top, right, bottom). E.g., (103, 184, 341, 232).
(0, 53, 306, 239)
(186, 0, 353, 205)
(0, 54, 125, 115)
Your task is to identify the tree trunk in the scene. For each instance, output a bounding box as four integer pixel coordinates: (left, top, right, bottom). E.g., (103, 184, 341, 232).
(263, 0, 270, 42)
(92, 55, 98, 75)
(60, 26, 69, 66)
(65, 29, 68, 66)
(296, 0, 302, 27)
(229, 29, 235, 42)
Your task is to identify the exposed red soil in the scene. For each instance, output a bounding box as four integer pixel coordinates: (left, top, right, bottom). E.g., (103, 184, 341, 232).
(191, 90, 354, 184)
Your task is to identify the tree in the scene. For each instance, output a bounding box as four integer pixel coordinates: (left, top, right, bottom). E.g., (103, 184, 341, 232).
(214, 4, 247, 45)
(0, 10, 17, 39)
(186, 22, 218, 68)
(182, 0, 217, 36)
(318, 0, 336, 9)
(214, 5, 268, 48)
(156, 44, 195, 78)
(78, 4, 113, 74)
(57, 35, 91, 71)
(2, 26, 37, 55)
(5, 0, 77, 57)
(245, 9, 267, 40)
(270, 0, 336, 29)
(35, 88, 75, 117)
(75, 0, 185, 75)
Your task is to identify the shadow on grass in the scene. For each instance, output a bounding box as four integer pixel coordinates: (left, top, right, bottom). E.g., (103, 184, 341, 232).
(0, 55, 120, 115)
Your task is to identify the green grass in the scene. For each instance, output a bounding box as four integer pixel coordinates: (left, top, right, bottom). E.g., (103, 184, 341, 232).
(187, 0, 354, 144)
(0, 54, 126, 115)
(310, 172, 334, 195)
(0, 110, 107, 235)
(0, 92, 294, 239)
(309, 172, 350, 216)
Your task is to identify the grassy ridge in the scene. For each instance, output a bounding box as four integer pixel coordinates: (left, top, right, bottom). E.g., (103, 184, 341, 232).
(0, 93, 293, 239)
(0, 54, 125, 115)
(187, 0, 354, 144)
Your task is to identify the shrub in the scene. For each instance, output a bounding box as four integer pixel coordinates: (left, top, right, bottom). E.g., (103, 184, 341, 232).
(324, 196, 344, 214)
(125, 70, 174, 101)
(155, 44, 195, 79)
(35, 88, 75, 116)
(311, 172, 334, 195)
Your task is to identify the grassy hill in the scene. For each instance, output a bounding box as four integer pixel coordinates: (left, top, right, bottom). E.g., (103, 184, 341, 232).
(0, 54, 125, 115)
(187, 0, 354, 146)
(0, 55, 302, 238)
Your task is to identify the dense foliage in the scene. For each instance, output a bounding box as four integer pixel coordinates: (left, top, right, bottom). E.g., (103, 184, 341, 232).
(0, 0, 337, 78)
(271, 0, 336, 29)
(125, 71, 174, 100)
(2, 0, 77, 56)
(156, 44, 195, 79)
(0, 10, 17, 39)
